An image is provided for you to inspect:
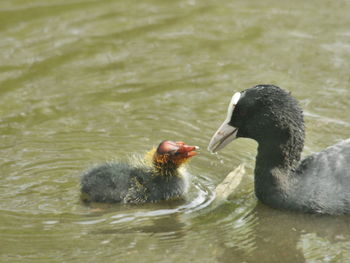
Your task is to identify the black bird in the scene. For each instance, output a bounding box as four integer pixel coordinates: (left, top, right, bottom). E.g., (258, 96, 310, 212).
(81, 140, 198, 204)
(208, 85, 350, 215)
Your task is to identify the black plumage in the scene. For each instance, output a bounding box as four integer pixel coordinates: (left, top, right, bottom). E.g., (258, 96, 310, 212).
(81, 140, 197, 204)
(208, 85, 350, 214)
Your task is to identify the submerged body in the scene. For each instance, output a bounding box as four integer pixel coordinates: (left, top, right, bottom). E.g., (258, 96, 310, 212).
(254, 138, 350, 214)
(208, 85, 350, 215)
(81, 141, 197, 204)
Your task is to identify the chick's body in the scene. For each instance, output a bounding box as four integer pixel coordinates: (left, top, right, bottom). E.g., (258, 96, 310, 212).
(81, 141, 196, 204)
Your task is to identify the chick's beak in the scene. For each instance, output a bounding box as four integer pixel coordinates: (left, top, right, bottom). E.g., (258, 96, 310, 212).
(176, 144, 199, 158)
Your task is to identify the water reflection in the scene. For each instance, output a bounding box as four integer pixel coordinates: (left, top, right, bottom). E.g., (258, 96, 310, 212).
(216, 203, 350, 262)
(1, 0, 350, 262)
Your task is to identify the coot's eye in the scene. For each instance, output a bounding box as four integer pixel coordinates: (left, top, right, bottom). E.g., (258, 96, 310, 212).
(239, 109, 247, 116)
(235, 107, 246, 117)
(168, 150, 179, 156)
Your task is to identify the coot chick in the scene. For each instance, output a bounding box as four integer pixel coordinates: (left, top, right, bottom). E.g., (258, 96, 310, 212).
(81, 140, 198, 204)
(208, 85, 350, 215)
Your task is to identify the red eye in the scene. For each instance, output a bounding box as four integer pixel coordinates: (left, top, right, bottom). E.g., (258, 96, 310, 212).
(237, 108, 246, 116)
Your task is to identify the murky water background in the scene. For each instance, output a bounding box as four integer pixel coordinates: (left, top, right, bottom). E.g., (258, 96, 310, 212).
(1, 0, 350, 262)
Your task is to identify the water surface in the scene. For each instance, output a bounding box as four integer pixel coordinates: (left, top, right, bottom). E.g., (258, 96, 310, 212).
(1, 0, 350, 262)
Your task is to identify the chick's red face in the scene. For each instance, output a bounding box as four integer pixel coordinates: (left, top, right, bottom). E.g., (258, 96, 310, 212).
(156, 140, 199, 161)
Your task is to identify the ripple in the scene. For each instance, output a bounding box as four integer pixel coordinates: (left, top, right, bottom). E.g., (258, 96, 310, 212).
(79, 174, 215, 227)
(1, 0, 350, 262)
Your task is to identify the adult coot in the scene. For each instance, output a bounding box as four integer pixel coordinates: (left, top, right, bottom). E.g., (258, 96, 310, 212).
(81, 140, 198, 204)
(208, 85, 350, 215)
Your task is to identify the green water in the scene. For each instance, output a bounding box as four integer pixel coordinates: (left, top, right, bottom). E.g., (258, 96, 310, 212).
(1, 0, 350, 262)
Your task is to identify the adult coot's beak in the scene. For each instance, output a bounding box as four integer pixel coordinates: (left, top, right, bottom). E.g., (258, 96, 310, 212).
(208, 122, 237, 153)
(207, 92, 241, 153)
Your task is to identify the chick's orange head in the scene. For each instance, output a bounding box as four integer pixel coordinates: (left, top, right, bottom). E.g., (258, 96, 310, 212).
(155, 140, 199, 164)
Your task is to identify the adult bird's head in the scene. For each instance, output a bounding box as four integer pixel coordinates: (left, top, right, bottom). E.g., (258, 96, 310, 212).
(208, 85, 304, 153)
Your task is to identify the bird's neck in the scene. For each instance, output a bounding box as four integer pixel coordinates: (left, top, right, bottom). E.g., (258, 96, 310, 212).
(152, 159, 180, 177)
(254, 137, 303, 208)
(145, 149, 181, 177)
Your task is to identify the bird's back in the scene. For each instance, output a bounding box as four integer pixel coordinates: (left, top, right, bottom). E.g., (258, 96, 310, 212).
(80, 161, 188, 204)
(81, 162, 138, 203)
(292, 139, 350, 214)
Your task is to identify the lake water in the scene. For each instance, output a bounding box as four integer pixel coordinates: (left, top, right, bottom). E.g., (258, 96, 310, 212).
(1, 0, 350, 262)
